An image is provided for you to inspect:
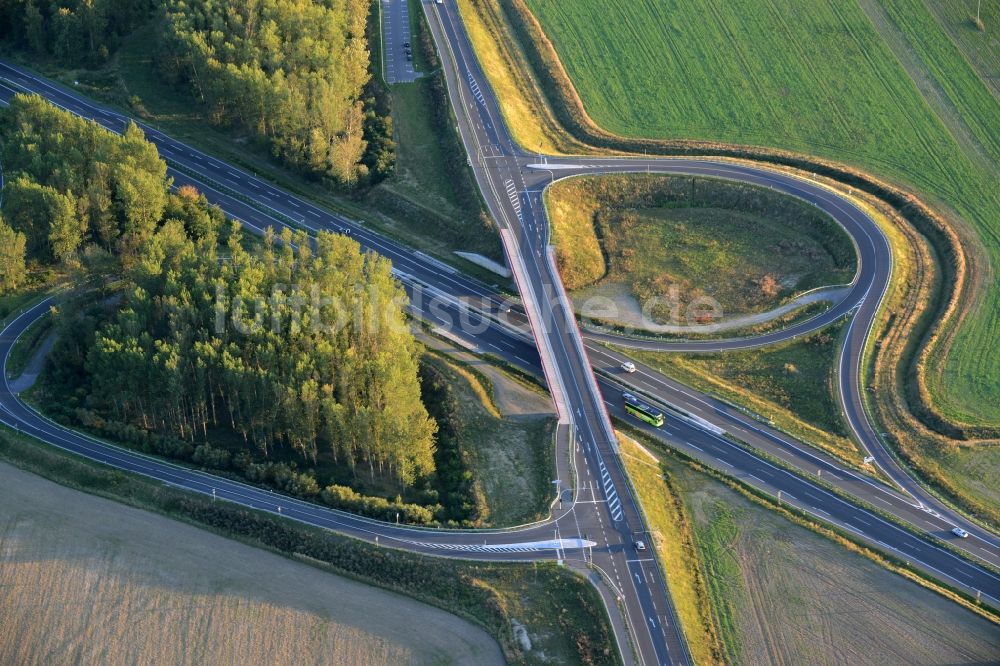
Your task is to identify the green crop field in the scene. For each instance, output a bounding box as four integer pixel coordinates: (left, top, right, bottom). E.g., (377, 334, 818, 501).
(924, 0, 1000, 100)
(524, 0, 1000, 426)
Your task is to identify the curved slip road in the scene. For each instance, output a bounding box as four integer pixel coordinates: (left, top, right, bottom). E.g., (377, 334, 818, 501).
(419, 0, 1000, 560)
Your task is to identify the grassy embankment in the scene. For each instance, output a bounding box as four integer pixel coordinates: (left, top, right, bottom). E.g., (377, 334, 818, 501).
(616, 321, 862, 467)
(468, 0, 1000, 430)
(1, 2, 503, 276)
(544, 174, 855, 325)
(369, 0, 497, 266)
(0, 425, 617, 665)
(619, 428, 1000, 662)
(421, 350, 555, 527)
(457, 0, 1000, 524)
(1, 269, 67, 379)
(617, 435, 725, 666)
(4, 316, 52, 380)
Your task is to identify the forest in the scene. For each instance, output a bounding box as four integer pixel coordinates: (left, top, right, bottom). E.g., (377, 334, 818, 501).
(0, 0, 392, 186)
(0, 0, 156, 66)
(0, 96, 479, 522)
(75, 220, 438, 487)
(0, 93, 172, 278)
(158, 0, 378, 184)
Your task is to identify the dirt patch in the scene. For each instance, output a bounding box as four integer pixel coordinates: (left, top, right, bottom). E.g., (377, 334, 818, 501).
(672, 461, 1000, 665)
(418, 343, 555, 526)
(573, 280, 846, 335)
(420, 331, 554, 418)
(0, 462, 503, 666)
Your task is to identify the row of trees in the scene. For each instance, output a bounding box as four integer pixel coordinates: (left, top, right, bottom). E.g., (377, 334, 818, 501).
(0, 0, 155, 65)
(159, 0, 379, 185)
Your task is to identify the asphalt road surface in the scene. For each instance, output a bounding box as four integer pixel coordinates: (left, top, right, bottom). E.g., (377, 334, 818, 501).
(0, 7, 998, 662)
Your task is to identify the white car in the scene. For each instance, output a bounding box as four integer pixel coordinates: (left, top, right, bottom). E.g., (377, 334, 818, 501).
(635, 540, 647, 551)
(952, 527, 969, 538)
(621, 361, 636, 373)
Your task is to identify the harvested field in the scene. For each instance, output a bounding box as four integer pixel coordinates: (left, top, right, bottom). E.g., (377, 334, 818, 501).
(0, 461, 503, 666)
(667, 457, 1000, 665)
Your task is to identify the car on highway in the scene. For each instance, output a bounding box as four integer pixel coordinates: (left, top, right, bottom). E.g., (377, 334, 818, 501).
(621, 361, 636, 373)
(635, 540, 647, 551)
(952, 527, 970, 538)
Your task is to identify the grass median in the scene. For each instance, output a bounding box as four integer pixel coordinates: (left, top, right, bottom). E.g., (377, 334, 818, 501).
(614, 320, 862, 467)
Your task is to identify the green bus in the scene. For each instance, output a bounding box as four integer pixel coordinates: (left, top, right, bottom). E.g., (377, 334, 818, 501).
(623, 392, 665, 427)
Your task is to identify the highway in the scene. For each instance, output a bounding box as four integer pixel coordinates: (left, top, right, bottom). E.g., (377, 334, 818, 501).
(426, 3, 694, 661)
(417, 0, 1000, 554)
(0, 2, 998, 661)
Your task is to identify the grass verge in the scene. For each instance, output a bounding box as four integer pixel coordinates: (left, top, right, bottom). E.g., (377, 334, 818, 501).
(617, 433, 725, 665)
(373, 0, 500, 262)
(0, 425, 618, 665)
(614, 320, 863, 467)
(421, 351, 555, 527)
(5, 315, 51, 380)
